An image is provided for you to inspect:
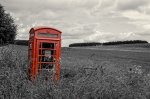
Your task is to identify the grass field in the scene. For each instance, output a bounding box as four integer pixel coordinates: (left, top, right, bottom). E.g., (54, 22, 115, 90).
(0, 44, 150, 99)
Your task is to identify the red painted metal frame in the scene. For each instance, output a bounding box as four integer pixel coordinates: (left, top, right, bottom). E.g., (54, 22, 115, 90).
(28, 26, 61, 81)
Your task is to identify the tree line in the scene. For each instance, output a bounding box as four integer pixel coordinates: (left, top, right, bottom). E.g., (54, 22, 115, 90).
(69, 40, 148, 47)
(0, 4, 16, 45)
(12, 40, 148, 46)
(102, 40, 148, 45)
(13, 40, 28, 45)
(69, 42, 102, 47)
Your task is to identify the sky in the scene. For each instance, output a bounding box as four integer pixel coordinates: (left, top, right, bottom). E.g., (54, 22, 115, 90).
(1, 0, 150, 46)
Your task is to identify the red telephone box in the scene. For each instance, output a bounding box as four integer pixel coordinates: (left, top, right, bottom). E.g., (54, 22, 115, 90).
(28, 26, 61, 81)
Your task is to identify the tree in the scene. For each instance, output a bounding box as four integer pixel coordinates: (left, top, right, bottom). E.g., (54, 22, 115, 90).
(0, 4, 17, 44)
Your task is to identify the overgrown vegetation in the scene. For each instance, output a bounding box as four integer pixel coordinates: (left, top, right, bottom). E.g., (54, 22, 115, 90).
(0, 4, 17, 44)
(1, 45, 150, 99)
(69, 40, 148, 47)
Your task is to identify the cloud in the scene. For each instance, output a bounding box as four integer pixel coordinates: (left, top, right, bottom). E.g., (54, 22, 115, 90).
(136, 30, 150, 36)
(122, 10, 150, 20)
(1, 0, 150, 46)
(117, 0, 149, 11)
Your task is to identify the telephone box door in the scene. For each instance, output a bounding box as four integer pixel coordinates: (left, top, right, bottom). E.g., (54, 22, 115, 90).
(37, 40, 60, 80)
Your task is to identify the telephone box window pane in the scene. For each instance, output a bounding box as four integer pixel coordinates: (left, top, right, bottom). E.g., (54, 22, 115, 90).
(38, 33, 58, 38)
(42, 43, 54, 48)
(40, 63, 53, 69)
(39, 50, 54, 62)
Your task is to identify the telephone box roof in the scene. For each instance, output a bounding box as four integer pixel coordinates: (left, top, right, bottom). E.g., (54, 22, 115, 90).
(30, 26, 62, 33)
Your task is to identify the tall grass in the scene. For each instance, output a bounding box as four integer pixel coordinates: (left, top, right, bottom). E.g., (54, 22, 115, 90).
(0, 45, 150, 99)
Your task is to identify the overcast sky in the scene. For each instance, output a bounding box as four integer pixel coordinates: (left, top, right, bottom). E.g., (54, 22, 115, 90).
(1, 0, 150, 46)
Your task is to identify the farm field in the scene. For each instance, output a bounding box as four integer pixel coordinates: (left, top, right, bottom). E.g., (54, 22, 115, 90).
(62, 46, 150, 73)
(1, 44, 150, 99)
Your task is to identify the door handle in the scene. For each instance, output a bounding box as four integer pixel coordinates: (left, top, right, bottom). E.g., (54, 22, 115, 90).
(57, 58, 61, 64)
(59, 58, 61, 64)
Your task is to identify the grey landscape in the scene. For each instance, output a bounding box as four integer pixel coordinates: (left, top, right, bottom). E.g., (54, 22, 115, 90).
(0, 44, 150, 99)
